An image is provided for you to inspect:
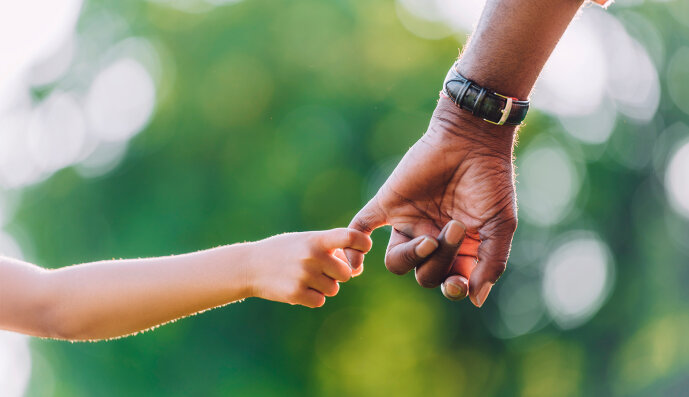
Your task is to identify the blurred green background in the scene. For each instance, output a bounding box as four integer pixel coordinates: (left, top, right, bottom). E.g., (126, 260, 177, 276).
(1, 0, 689, 396)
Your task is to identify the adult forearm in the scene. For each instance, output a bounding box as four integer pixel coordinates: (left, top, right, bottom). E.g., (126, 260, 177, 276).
(43, 244, 253, 341)
(425, 0, 584, 303)
(458, 0, 585, 99)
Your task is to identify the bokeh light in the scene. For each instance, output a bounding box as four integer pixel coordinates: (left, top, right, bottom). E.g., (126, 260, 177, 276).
(558, 98, 617, 145)
(0, 231, 24, 260)
(27, 34, 76, 88)
(496, 270, 546, 338)
(435, 0, 486, 34)
(533, 13, 608, 117)
(0, 110, 45, 189)
(665, 139, 689, 219)
(399, 2, 661, 148)
(393, 0, 487, 39)
(0, 0, 82, 97)
(75, 141, 129, 178)
(516, 138, 581, 226)
(27, 91, 86, 173)
(542, 232, 615, 329)
(148, 0, 244, 14)
(0, 4, 159, 193)
(599, 11, 660, 122)
(0, 332, 32, 397)
(85, 58, 155, 142)
(395, 0, 452, 40)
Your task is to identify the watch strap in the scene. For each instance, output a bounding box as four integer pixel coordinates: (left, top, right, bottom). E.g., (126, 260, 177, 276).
(442, 62, 530, 126)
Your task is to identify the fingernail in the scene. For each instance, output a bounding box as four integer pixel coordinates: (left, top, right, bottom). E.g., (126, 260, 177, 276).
(445, 220, 465, 245)
(344, 251, 357, 269)
(415, 237, 438, 258)
(442, 282, 466, 300)
(344, 251, 353, 266)
(473, 283, 493, 308)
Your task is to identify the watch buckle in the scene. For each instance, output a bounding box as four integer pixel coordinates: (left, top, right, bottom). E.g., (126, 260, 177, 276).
(484, 93, 514, 126)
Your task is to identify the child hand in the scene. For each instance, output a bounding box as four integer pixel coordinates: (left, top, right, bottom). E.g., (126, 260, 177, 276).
(248, 228, 373, 308)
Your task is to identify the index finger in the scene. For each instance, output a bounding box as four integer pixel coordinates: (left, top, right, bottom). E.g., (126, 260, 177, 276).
(318, 228, 373, 253)
(345, 198, 387, 269)
(414, 220, 466, 288)
(468, 220, 516, 307)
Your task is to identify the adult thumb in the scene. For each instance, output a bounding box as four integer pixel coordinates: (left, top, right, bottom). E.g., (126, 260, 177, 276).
(345, 198, 387, 269)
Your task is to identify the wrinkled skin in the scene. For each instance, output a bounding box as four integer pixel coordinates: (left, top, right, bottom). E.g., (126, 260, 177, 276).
(346, 96, 518, 307)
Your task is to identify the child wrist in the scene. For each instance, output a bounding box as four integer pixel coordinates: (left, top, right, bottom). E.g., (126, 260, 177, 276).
(240, 241, 262, 299)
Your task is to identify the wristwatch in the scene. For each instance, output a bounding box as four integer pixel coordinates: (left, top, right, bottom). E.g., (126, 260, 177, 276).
(442, 62, 530, 126)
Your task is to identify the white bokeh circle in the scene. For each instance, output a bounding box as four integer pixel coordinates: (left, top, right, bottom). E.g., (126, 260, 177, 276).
(85, 58, 155, 142)
(517, 139, 581, 226)
(665, 140, 689, 219)
(542, 232, 615, 329)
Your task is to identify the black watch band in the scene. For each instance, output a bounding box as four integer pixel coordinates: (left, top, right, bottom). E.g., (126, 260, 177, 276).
(442, 62, 529, 126)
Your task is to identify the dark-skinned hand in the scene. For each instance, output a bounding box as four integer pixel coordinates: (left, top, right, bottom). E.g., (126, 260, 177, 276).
(346, 96, 518, 307)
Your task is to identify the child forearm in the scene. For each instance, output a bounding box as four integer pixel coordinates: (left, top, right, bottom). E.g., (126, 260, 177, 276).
(1, 244, 254, 341)
(0, 228, 373, 342)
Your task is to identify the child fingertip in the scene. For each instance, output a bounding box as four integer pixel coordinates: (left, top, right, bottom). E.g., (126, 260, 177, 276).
(352, 263, 364, 277)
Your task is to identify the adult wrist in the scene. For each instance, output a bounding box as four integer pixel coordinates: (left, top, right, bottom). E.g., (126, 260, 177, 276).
(439, 61, 528, 140)
(455, 59, 532, 100)
(432, 96, 517, 156)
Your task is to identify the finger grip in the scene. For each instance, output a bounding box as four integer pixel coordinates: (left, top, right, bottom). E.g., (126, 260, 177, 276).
(468, 218, 516, 307)
(319, 228, 372, 252)
(414, 220, 466, 288)
(385, 232, 438, 275)
(345, 198, 387, 269)
(441, 275, 469, 301)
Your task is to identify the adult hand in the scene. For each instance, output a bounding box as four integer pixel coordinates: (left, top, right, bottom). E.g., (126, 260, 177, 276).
(346, 96, 518, 307)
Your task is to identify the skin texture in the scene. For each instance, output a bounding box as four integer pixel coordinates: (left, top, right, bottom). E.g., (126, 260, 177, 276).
(348, 102, 516, 307)
(0, 228, 371, 341)
(347, 0, 586, 307)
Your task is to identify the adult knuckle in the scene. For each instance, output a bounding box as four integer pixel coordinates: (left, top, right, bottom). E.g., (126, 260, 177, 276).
(354, 216, 370, 232)
(353, 207, 379, 233)
(415, 268, 441, 288)
(385, 255, 408, 275)
(402, 247, 419, 265)
(491, 262, 507, 283)
(504, 216, 518, 233)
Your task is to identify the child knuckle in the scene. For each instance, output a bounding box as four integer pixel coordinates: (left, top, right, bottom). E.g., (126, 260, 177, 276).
(288, 289, 303, 303)
(306, 234, 322, 248)
(297, 268, 312, 283)
(339, 270, 352, 282)
(345, 230, 357, 245)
